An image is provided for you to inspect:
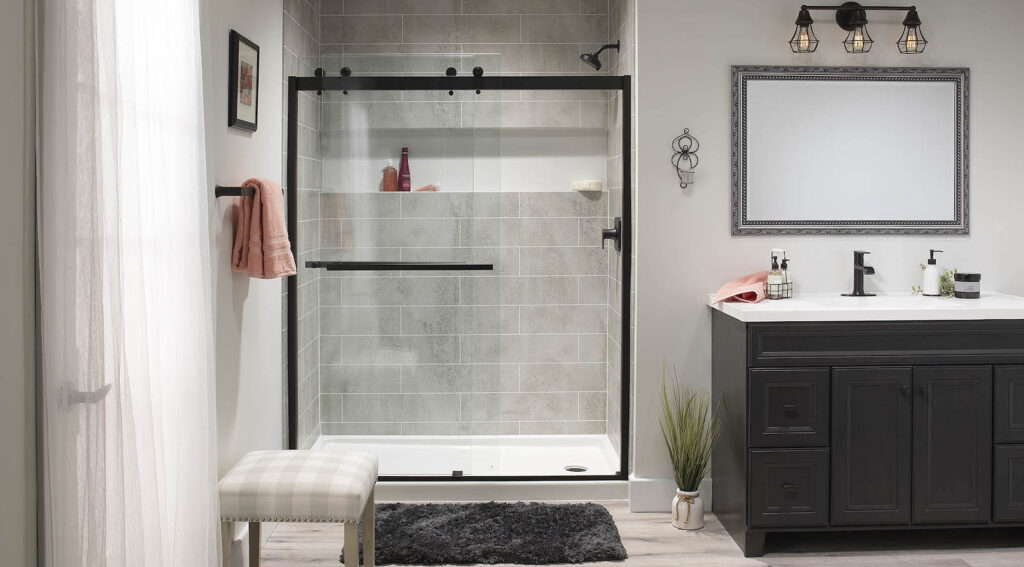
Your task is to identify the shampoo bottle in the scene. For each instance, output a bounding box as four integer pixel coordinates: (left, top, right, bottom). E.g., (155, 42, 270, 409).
(381, 160, 398, 192)
(922, 249, 943, 296)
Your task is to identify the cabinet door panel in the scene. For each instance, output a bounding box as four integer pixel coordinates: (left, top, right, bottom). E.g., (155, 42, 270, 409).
(831, 367, 912, 525)
(749, 368, 829, 447)
(995, 366, 1024, 443)
(912, 366, 992, 524)
(994, 445, 1024, 522)
(749, 449, 829, 527)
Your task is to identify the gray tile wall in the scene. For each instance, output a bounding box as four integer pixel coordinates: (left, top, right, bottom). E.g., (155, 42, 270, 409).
(605, 0, 635, 463)
(317, 191, 611, 436)
(317, 0, 611, 129)
(284, 0, 322, 450)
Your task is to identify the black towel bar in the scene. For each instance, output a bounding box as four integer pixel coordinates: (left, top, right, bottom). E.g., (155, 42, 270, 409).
(214, 185, 286, 197)
(215, 185, 255, 197)
(306, 261, 494, 271)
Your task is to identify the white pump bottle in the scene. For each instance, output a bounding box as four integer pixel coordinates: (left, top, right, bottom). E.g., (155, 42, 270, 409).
(922, 249, 943, 296)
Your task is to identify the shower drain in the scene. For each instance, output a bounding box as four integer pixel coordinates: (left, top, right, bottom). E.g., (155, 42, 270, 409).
(564, 465, 588, 473)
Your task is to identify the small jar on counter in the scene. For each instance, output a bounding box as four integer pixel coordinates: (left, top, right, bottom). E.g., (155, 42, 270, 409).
(954, 272, 981, 299)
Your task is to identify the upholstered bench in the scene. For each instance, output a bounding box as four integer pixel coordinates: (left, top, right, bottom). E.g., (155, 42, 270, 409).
(219, 450, 378, 567)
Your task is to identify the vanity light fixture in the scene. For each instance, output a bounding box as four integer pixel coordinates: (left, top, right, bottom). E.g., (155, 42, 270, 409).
(897, 7, 928, 54)
(789, 8, 820, 53)
(791, 3, 926, 55)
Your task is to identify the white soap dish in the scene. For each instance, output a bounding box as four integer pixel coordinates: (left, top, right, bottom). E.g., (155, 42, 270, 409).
(572, 179, 604, 192)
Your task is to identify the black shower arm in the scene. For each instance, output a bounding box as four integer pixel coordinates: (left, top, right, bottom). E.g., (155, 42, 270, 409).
(592, 42, 621, 57)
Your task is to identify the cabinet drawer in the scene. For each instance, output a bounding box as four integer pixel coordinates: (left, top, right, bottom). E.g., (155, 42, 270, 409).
(995, 445, 1024, 522)
(995, 366, 1024, 443)
(748, 449, 829, 527)
(748, 368, 829, 447)
(748, 321, 1024, 367)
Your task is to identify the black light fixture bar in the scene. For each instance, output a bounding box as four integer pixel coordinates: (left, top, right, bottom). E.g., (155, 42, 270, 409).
(801, 5, 913, 11)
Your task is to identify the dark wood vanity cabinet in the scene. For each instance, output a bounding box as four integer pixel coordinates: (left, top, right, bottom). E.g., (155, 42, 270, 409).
(711, 311, 1024, 557)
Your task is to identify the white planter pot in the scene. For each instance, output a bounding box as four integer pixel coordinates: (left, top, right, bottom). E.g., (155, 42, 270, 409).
(671, 489, 704, 530)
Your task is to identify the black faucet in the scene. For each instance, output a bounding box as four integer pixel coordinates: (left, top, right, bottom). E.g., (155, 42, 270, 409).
(842, 250, 876, 297)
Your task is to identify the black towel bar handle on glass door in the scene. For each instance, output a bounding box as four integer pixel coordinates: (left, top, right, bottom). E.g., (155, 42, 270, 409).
(305, 261, 493, 271)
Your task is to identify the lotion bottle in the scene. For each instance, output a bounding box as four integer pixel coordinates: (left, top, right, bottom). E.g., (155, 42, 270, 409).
(922, 249, 943, 296)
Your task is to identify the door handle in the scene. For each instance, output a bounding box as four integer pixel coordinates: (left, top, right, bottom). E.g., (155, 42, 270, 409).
(58, 382, 113, 410)
(782, 482, 798, 493)
(601, 217, 622, 252)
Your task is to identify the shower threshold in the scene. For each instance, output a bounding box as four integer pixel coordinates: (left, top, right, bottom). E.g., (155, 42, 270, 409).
(314, 434, 619, 478)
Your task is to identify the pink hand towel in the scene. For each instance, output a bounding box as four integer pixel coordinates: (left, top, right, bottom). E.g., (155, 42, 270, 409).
(713, 271, 769, 304)
(231, 178, 297, 279)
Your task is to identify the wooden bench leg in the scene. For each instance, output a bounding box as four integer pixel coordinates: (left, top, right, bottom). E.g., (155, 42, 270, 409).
(248, 522, 261, 567)
(362, 489, 375, 567)
(221, 522, 233, 567)
(344, 522, 359, 567)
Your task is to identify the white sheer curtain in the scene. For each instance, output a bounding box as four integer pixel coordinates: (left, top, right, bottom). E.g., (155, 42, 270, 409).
(37, 0, 218, 565)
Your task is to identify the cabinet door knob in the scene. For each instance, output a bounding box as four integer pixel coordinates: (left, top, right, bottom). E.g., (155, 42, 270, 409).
(782, 403, 798, 416)
(901, 384, 910, 398)
(782, 482, 798, 493)
(918, 385, 928, 400)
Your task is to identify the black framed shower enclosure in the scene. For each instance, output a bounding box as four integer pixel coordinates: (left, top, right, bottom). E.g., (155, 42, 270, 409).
(285, 72, 633, 482)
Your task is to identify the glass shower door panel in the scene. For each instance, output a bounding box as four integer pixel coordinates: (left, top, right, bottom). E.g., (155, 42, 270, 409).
(318, 86, 501, 477)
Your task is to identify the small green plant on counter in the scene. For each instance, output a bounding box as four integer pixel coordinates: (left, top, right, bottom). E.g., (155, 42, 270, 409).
(912, 266, 958, 297)
(660, 364, 722, 492)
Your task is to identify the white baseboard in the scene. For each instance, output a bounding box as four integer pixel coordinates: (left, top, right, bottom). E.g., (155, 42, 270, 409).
(628, 475, 712, 512)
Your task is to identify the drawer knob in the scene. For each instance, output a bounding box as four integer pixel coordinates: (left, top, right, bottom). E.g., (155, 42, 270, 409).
(782, 482, 798, 493)
(782, 403, 798, 416)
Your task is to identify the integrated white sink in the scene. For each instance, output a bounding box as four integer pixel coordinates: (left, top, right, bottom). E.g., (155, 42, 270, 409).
(708, 292, 1024, 323)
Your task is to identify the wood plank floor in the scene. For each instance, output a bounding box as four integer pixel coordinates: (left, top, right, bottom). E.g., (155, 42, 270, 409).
(263, 502, 1024, 567)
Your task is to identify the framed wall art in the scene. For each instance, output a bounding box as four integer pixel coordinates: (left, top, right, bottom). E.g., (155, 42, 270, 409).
(229, 30, 259, 132)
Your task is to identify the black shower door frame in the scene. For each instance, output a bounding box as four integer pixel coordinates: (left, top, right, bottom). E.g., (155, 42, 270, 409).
(286, 73, 632, 482)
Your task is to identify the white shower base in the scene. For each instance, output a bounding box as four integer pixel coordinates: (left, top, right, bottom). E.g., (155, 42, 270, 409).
(314, 434, 627, 501)
(315, 434, 619, 477)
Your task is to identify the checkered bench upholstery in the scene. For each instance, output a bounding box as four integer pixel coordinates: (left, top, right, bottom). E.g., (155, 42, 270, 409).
(220, 450, 378, 567)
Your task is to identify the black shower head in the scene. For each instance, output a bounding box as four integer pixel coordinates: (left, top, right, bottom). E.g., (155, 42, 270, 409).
(579, 41, 620, 71)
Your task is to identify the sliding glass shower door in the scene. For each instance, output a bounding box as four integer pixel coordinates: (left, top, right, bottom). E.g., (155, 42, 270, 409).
(314, 81, 506, 477)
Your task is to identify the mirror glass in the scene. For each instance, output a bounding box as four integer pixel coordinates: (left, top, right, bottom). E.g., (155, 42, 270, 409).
(732, 66, 968, 234)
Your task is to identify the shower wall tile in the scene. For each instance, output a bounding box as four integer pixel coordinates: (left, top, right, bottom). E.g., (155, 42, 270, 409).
(321, 422, 402, 435)
(331, 0, 462, 15)
(521, 15, 609, 43)
(402, 15, 521, 44)
(462, 0, 582, 15)
(519, 247, 607, 276)
(321, 15, 404, 44)
(314, 192, 619, 436)
(321, 364, 403, 393)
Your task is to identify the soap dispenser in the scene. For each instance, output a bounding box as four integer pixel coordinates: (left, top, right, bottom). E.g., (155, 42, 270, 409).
(922, 249, 943, 296)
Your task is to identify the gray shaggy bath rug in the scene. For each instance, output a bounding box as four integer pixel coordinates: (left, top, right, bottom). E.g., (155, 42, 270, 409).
(340, 501, 628, 564)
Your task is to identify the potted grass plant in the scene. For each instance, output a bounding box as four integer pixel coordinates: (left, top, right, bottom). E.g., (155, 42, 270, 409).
(660, 366, 721, 530)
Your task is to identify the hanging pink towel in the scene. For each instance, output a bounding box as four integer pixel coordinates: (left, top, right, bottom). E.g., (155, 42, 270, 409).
(713, 271, 769, 304)
(231, 178, 297, 279)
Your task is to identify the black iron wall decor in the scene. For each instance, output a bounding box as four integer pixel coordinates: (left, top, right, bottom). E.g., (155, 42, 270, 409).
(671, 128, 699, 189)
(228, 30, 260, 131)
(790, 3, 927, 55)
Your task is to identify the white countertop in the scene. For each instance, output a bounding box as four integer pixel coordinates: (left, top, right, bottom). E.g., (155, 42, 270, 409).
(708, 292, 1024, 323)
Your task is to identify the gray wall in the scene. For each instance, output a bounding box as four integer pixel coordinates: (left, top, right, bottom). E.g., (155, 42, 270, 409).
(0, 0, 36, 563)
(632, 0, 1024, 510)
(283, 0, 323, 450)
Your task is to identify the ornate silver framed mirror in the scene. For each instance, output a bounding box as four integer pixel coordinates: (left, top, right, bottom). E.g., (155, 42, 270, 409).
(732, 66, 969, 235)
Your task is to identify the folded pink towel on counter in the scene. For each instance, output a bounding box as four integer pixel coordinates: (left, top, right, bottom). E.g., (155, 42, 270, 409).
(713, 271, 769, 304)
(232, 178, 297, 279)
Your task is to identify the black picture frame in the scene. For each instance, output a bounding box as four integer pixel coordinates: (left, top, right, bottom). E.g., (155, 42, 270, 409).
(228, 30, 259, 132)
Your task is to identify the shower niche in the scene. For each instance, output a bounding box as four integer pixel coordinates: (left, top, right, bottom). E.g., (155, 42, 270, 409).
(286, 56, 631, 481)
